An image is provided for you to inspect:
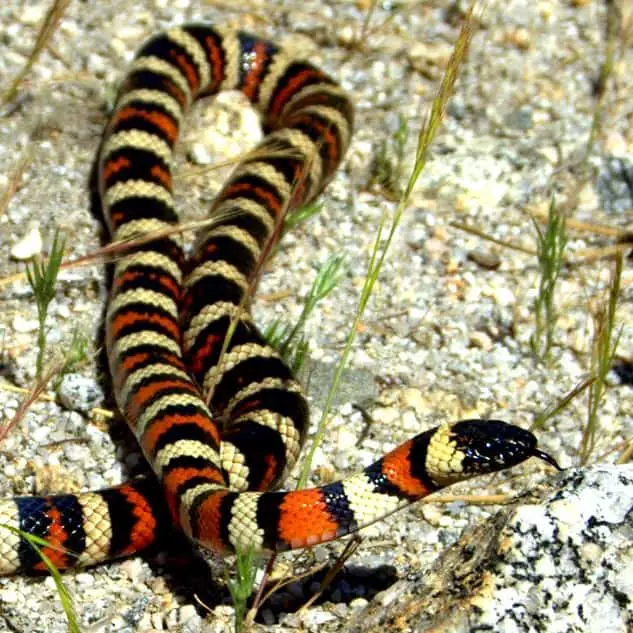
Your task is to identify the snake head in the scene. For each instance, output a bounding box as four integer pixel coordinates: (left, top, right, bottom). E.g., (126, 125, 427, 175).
(425, 419, 561, 486)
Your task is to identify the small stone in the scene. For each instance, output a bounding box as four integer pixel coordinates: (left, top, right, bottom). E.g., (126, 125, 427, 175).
(151, 612, 164, 629)
(0, 588, 19, 603)
(179, 604, 197, 623)
(493, 286, 515, 307)
(11, 224, 42, 260)
(469, 331, 493, 351)
(400, 388, 426, 414)
(409, 41, 453, 69)
(63, 442, 87, 462)
(604, 131, 627, 157)
(506, 105, 534, 130)
(116, 25, 146, 41)
(302, 606, 337, 628)
(21, 5, 45, 24)
(57, 374, 104, 413)
(539, 146, 559, 164)
(189, 142, 213, 165)
(32, 425, 52, 443)
(504, 27, 532, 50)
(467, 249, 501, 270)
(165, 608, 180, 629)
(75, 572, 94, 585)
(335, 426, 357, 451)
(447, 96, 466, 120)
(372, 406, 399, 425)
(12, 314, 39, 333)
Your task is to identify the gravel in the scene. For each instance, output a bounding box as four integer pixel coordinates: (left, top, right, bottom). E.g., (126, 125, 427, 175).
(0, 0, 632, 631)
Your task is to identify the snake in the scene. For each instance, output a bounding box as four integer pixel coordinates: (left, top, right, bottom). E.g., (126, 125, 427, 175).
(0, 24, 559, 575)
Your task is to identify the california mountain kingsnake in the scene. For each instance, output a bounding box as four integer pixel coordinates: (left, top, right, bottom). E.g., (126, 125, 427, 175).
(0, 24, 559, 575)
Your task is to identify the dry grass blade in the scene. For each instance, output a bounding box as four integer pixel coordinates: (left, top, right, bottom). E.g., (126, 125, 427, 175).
(422, 493, 515, 505)
(616, 438, 633, 464)
(298, 537, 361, 613)
(620, 0, 633, 47)
(0, 382, 113, 418)
(207, 141, 318, 406)
(353, 0, 379, 50)
(580, 254, 623, 464)
(531, 375, 596, 431)
(531, 211, 623, 239)
(582, 0, 621, 165)
(298, 1, 480, 488)
(0, 151, 32, 217)
(2, 0, 73, 105)
(182, 142, 306, 180)
(450, 220, 536, 256)
(573, 242, 633, 263)
(452, 223, 633, 265)
(0, 358, 64, 444)
(0, 211, 239, 289)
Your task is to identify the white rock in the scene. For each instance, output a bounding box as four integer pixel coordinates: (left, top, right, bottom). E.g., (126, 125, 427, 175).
(348, 466, 633, 633)
(12, 314, 39, 333)
(57, 374, 104, 413)
(11, 224, 42, 260)
(0, 588, 19, 603)
(20, 5, 45, 24)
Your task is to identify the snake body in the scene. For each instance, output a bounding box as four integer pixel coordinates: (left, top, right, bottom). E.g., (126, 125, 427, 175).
(0, 25, 558, 575)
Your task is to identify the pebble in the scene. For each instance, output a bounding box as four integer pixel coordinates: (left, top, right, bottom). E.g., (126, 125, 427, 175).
(400, 387, 426, 413)
(467, 249, 501, 270)
(10, 224, 42, 260)
(504, 27, 532, 50)
(12, 314, 39, 333)
(334, 425, 357, 451)
(32, 425, 51, 443)
(20, 5, 45, 24)
(57, 373, 104, 413)
(302, 607, 337, 628)
(0, 588, 19, 603)
(75, 572, 95, 586)
(469, 331, 493, 351)
(506, 105, 534, 130)
(63, 441, 88, 463)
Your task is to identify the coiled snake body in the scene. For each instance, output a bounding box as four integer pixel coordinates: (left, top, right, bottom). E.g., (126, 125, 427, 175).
(0, 25, 558, 574)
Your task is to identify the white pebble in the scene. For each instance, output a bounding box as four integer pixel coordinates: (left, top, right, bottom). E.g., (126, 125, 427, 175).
(11, 225, 42, 260)
(189, 142, 213, 165)
(335, 426, 357, 451)
(0, 588, 19, 603)
(179, 604, 197, 622)
(75, 572, 94, 586)
(151, 612, 164, 629)
(20, 5, 45, 24)
(32, 425, 51, 443)
(12, 314, 39, 333)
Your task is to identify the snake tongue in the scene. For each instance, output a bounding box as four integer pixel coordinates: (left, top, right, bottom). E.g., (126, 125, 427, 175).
(532, 448, 562, 471)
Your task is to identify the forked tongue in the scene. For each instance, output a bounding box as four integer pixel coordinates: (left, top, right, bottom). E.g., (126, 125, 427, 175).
(532, 448, 562, 471)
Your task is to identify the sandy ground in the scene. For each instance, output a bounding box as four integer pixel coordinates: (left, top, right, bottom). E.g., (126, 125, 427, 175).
(0, 1, 632, 631)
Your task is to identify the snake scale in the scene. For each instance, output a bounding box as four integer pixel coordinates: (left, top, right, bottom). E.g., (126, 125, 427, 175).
(0, 24, 559, 575)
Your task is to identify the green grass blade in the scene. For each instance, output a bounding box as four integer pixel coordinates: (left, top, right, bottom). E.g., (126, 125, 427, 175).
(297, 4, 478, 488)
(225, 545, 259, 633)
(26, 229, 66, 380)
(0, 524, 81, 633)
